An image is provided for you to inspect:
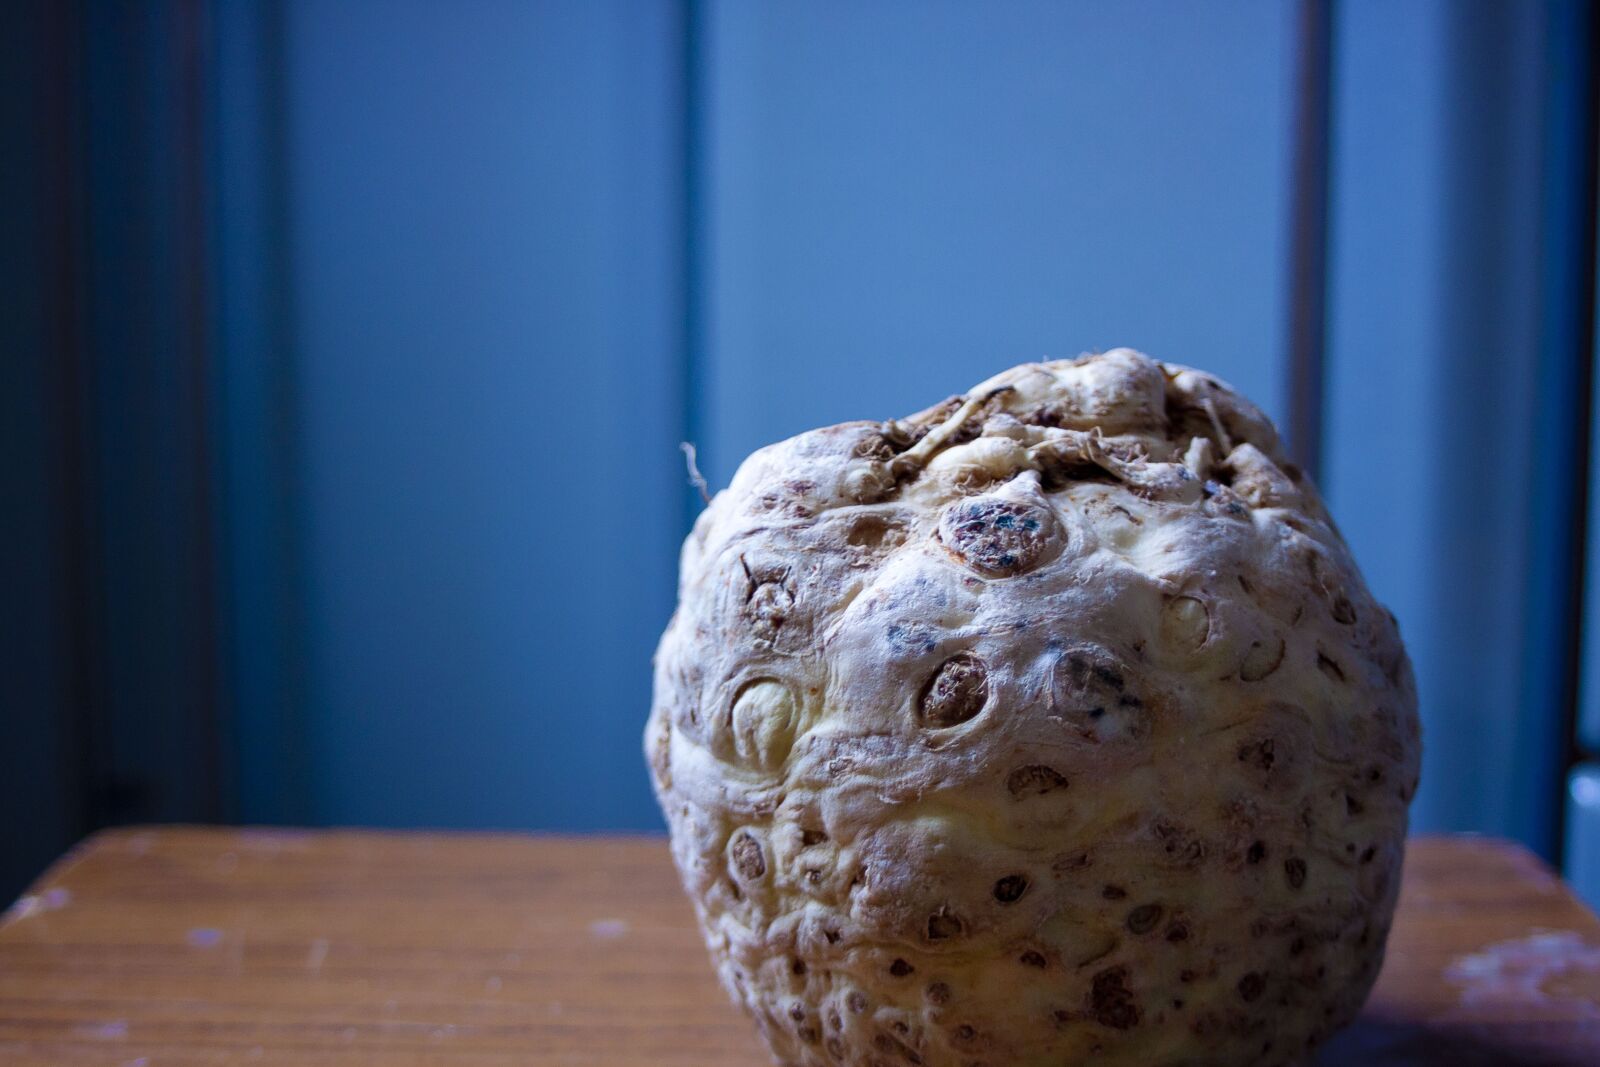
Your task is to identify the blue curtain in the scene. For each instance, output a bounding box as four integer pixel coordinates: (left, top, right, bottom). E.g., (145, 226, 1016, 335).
(4, 0, 1596, 901)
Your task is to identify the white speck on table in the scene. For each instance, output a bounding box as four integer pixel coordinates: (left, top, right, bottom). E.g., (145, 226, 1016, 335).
(588, 918, 628, 940)
(186, 927, 223, 948)
(70, 1020, 128, 1041)
(1445, 930, 1600, 1019)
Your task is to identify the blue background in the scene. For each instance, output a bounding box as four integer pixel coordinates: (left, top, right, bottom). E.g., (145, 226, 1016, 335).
(6, 0, 1600, 903)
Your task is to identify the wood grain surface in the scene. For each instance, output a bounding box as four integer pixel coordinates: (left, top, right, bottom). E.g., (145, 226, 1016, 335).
(0, 829, 1597, 1065)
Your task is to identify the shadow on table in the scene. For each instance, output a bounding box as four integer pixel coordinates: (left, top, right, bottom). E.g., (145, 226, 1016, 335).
(1319, 1015, 1595, 1066)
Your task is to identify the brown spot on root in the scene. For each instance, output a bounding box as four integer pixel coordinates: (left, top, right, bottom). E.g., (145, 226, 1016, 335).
(1089, 967, 1141, 1030)
(1317, 652, 1346, 683)
(1285, 855, 1307, 889)
(1091, 663, 1126, 689)
(740, 557, 795, 639)
(1238, 737, 1276, 772)
(1053, 648, 1148, 742)
(1238, 972, 1266, 1002)
(729, 832, 766, 881)
(801, 828, 828, 847)
(938, 496, 1060, 577)
(1126, 903, 1164, 935)
(1153, 819, 1207, 868)
(756, 486, 815, 519)
(873, 1032, 922, 1063)
(1053, 852, 1091, 876)
(1246, 841, 1267, 865)
(747, 581, 793, 636)
(848, 990, 869, 1012)
(918, 653, 989, 728)
(925, 982, 950, 1005)
(889, 958, 915, 977)
(1007, 764, 1069, 797)
(1102, 885, 1127, 900)
(1020, 950, 1048, 968)
(1165, 922, 1190, 943)
(926, 908, 966, 941)
(992, 875, 1029, 903)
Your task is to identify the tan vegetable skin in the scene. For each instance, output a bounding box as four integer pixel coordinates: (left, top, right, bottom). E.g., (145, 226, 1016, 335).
(646, 350, 1420, 1067)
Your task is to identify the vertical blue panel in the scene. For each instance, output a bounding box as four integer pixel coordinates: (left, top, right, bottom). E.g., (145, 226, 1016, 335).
(1575, 2, 1600, 759)
(695, 0, 1294, 488)
(1580, 236, 1600, 750)
(79, 0, 224, 823)
(1325, 1, 1550, 846)
(1532, 0, 1597, 883)
(242, 0, 685, 829)
(212, 0, 312, 824)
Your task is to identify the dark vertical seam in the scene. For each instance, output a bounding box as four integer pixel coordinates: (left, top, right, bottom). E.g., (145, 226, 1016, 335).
(77, 0, 116, 829)
(1286, 0, 1331, 481)
(177, 0, 224, 821)
(47, 0, 100, 840)
(100, 0, 147, 825)
(263, 0, 313, 824)
(1555, 0, 1599, 865)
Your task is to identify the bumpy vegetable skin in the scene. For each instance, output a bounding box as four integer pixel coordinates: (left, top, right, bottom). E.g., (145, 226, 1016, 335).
(646, 350, 1420, 1067)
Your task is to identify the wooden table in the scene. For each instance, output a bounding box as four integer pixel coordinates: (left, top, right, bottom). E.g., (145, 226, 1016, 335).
(1, 830, 1598, 1065)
